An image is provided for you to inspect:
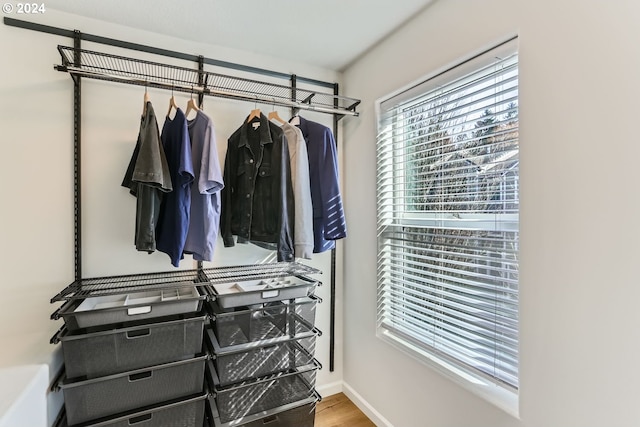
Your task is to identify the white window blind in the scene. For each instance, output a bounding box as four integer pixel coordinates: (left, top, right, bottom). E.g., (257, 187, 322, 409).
(376, 38, 519, 389)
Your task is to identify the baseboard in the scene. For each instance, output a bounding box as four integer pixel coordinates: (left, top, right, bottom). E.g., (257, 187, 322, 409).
(342, 381, 394, 427)
(315, 380, 343, 398)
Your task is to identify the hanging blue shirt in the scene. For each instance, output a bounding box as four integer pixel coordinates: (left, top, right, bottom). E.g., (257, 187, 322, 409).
(156, 108, 194, 267)
(183, 110, 224, 262)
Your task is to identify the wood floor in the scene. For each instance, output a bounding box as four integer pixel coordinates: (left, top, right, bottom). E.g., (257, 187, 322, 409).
(315, 393, 376, 427)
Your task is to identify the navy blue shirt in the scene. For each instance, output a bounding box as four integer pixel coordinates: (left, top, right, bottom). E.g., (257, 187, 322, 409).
(293, 116, 346, 253)
(156, 109, 194, 267)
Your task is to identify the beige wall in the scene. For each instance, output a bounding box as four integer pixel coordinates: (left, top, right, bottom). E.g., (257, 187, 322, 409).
(342, 0, 640, 426)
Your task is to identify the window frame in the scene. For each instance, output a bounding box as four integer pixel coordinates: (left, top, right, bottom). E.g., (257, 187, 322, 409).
(374, 36, 520, 417)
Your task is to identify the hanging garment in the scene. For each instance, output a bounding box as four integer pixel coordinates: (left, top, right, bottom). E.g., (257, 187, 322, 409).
(221, 113, 295, 262)
(292, 115, 346, 253)
(183, 110, 224, 262)
(155, 108, 195, 267)
(280, 122, 314, 259)
(121, 101, 173, 253)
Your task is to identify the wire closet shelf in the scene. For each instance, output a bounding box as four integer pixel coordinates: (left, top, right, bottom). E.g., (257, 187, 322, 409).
(55, 46, 361, 116)
(51, 262, 321, 302)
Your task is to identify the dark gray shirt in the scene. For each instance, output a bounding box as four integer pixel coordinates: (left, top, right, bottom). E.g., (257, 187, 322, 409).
(122, 102, 172, 252)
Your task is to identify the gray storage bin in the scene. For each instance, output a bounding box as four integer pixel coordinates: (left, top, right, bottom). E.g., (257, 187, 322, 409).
(59, 393, 207, 427)
(238, 402, 315, 427)
(211, 276, 318, 309)
(207, 328, 318, 385)
(59, 286, 205, 330)
(209, 360, 319, 425)
(60, 355, 206, 425)
(58, 315, 206, 379)
(209, 397, 316, 427)
(211, 296, 319, 347)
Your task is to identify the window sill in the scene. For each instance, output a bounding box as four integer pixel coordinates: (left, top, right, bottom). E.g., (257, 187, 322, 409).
(377, 328, 520, 419)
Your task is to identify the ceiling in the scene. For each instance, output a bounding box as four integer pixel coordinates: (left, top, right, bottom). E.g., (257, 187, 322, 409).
(44, 0, 434, 70)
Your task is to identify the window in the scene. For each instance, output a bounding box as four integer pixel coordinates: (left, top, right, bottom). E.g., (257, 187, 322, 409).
(376, 38, 519, 392)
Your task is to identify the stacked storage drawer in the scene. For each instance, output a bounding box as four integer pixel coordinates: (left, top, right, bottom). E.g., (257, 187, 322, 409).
(204, 272, 322, 427)
(50, 273, 209, 427)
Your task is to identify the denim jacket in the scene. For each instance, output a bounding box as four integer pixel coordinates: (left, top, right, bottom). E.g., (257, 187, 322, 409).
(221, 113, 295, 261)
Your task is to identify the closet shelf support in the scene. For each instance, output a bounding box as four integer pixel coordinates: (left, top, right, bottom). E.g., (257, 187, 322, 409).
(72, 31, 82, 282)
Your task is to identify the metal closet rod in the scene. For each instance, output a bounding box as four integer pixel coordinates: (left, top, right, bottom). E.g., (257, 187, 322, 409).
(3, 16, 335, 89)
(55, 65, 359, 117)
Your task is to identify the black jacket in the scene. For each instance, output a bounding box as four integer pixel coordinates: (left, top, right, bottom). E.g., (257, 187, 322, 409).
(221, 113, 294, 261)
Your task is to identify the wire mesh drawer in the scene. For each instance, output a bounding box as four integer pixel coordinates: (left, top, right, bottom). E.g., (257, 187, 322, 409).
(210, 296, 319, 346)
(207, 328, 318, 385)
(60, 355, 206, 425)
(208, 394, 317, 427)
(57, 315, 206, 379)
(58, 393, 207, 427)
(236, 401, 316, 427)
(209, 360, 319, 425)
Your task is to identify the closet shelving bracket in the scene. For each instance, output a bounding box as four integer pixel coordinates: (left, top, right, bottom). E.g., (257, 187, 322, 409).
(54, 45, 361, 117)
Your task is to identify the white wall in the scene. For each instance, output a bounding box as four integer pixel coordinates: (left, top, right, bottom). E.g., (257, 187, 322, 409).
(342, 1, 640, 426)
(0, 9, 344, 422)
